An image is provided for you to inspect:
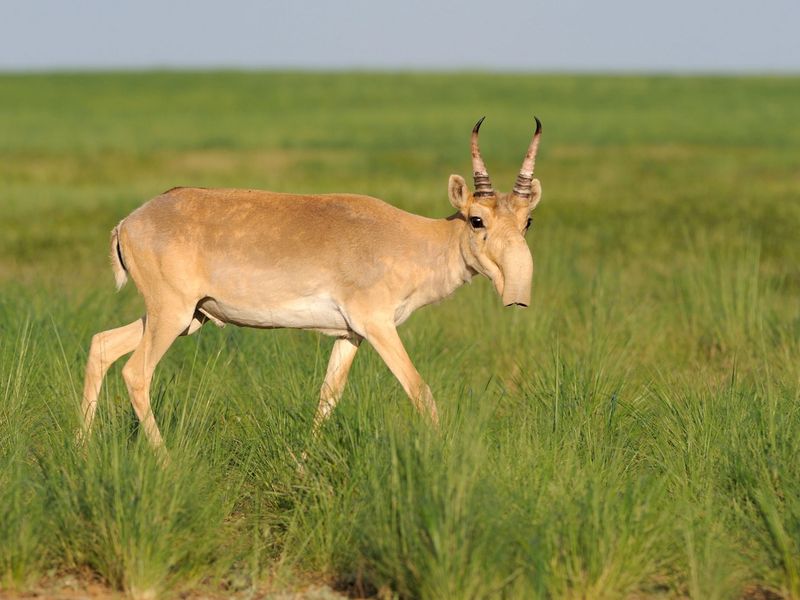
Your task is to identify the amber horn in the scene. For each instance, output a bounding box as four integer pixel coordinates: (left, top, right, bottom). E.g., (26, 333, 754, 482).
(471, 117, 494, 197)
(512, 116, 542, 198)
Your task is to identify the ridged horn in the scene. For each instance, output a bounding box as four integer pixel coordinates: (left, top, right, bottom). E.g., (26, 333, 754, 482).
(471, 116, 494, 197)
(512, 116, 542, 198)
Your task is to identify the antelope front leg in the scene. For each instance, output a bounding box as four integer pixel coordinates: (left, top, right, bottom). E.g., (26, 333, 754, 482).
(313, 335, 362, 432)
(363, 321, 439, 426)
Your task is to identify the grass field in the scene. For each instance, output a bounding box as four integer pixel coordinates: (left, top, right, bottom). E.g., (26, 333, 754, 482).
(1, 72, 799, 599)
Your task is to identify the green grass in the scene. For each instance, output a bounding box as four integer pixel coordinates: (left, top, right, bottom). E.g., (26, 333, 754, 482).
(1, 72, 799, 598)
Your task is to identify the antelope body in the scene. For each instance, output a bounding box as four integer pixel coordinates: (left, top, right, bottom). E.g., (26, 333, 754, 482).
(81, 119, 543, 447)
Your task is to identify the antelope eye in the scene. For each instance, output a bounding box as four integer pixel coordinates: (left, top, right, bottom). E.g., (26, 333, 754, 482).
(469, 216, 484, 229)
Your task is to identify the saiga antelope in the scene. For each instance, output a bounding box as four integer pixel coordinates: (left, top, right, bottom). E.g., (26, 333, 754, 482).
(81, 118, 543, 447)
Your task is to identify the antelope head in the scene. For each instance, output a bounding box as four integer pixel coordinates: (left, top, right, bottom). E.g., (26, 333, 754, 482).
(448, 117, 543, 307)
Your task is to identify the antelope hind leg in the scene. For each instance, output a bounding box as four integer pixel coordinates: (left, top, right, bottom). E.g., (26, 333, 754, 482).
(80, 317, 145, 442)
(120, 304, 199, 449)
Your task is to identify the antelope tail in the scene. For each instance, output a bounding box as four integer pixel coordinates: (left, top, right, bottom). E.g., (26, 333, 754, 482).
(110, 223, 128, 290)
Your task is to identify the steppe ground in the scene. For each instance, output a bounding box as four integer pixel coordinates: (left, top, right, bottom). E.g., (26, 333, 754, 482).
(1, 72, 799, 599)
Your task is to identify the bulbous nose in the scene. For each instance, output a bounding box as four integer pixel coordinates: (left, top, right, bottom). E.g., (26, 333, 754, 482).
(500, 239, 533, 307)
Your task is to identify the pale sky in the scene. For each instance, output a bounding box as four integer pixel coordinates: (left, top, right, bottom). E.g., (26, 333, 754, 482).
(1, 0, 798, 72)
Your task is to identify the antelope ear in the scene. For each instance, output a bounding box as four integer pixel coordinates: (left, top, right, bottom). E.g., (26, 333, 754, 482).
(528, 179, 543, 211)
(448, 174, 470, 212)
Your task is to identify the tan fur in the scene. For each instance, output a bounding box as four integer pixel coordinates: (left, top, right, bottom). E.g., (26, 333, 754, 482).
(81, 128, 543, 449)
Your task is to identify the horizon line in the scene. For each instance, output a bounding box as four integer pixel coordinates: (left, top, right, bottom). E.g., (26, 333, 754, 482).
(2, 64, 799, 77)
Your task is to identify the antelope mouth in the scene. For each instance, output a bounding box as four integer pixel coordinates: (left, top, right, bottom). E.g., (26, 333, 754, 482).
(504, 302, 529, 308)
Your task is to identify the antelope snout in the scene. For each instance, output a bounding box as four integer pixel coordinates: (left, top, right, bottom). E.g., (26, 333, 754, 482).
(500, 241, 533, 308)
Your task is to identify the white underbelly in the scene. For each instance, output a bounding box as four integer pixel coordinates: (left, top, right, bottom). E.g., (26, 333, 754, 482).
(198, 295, 349, 331)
